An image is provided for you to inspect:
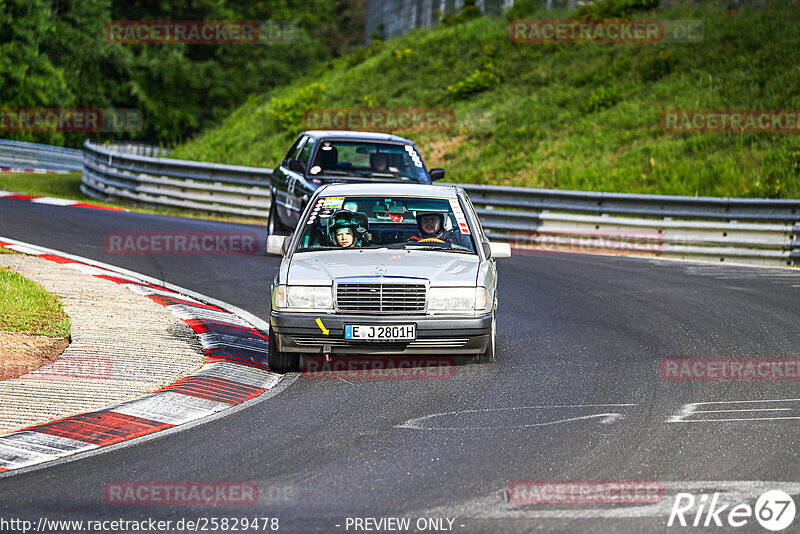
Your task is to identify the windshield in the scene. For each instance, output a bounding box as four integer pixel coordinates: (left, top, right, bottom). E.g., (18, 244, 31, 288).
(308, 140, 430, 182)
(295, 195, 475, 254)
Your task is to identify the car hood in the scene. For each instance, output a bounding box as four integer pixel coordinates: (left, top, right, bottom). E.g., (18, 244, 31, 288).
(287, 249, 479, 286)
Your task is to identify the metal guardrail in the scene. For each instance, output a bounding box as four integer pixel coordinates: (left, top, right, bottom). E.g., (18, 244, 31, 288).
(0, 139, 83, 172)
(81, 140, 272, 218)
(100, 143, 170, 158)
(76, 141, 800, 266)
(457, 183, 800, 266)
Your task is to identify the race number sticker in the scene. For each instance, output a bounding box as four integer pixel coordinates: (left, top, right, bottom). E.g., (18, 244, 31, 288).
(449, 199, 471, 234)
(322, 197, 344, 209)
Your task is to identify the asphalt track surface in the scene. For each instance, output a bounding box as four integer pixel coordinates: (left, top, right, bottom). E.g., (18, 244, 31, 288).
(1, 198, 800, 533)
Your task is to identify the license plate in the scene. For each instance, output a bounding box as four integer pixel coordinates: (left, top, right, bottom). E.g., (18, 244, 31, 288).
(345, 324, 416, 341)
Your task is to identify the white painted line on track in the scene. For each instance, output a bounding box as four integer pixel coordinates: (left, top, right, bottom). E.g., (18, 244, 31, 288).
(396, 404, 638, 430)
(5, 244, 45, 255)
(30, 197, 78, 206)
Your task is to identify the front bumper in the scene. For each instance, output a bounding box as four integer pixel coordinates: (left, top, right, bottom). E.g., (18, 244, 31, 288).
(270, 311, 492, 355)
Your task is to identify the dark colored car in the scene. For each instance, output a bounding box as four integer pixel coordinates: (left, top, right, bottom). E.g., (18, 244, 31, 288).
(268, 130, 445, 235)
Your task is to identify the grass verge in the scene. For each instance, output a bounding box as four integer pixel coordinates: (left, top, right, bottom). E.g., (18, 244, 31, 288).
(0, 267, 71, 338)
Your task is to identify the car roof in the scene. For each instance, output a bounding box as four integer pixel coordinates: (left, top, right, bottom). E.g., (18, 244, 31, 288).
(302, 130, 413, 143)
(316, 182, 461, 198)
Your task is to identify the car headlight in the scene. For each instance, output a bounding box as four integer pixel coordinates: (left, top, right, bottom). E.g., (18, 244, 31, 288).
(429, 287, 486, 311)
(273, 285, 333, 311)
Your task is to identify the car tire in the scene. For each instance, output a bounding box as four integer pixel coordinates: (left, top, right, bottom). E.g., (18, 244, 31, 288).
(474, 310, 496, 364)
(267, 203, 281, 236)
(268, 324, 299, 373)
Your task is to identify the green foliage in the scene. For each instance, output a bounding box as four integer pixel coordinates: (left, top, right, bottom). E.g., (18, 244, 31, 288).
(447, 43, 503, 99)
(0, 0, 73, 145)
(573, 57, 632, 86)
(580, 85, 620, 113)
(755, 146, 800, 198)
(269, 82, 326, 132)
(636, 50, 676, 82)
(504, 0, 545, 20)
(574, 0, 660, 19)
(447, 68, 501, 99)
(0, 0, 366, 146)
(439, 0, 481, 27)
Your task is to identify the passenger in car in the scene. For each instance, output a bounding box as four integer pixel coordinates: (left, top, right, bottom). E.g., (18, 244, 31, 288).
(328, 210, 370, 248)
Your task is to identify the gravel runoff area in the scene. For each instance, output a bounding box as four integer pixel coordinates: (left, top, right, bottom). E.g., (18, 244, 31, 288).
(0, 254, 205, 435)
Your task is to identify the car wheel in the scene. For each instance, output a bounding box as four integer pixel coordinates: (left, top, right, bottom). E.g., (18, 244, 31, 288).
(267, 204, 281, 236)
(474, 310, 496, 364)
(268, 325, 299, 373)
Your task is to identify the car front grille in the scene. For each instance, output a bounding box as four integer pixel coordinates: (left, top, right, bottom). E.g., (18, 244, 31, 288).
(336, 283, 426, 314)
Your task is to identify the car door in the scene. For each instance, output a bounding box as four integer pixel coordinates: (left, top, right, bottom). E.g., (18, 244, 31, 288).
(461, 191, 498, 308)
(283, 136, 317, 227)
(273, 135, 307, 223)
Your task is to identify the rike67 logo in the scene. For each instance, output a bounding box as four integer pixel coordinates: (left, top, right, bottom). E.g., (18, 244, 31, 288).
(668, 490, 796, 531)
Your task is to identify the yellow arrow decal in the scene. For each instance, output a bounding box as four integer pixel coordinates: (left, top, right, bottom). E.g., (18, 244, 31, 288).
(315, 318, 329, 335)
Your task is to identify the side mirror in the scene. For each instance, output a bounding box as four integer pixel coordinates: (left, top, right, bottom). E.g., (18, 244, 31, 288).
(267, 234, 289, 255)
(288, 159, 306, 173)
(488, 241, 511, 259)
(429, 168, 445, 181)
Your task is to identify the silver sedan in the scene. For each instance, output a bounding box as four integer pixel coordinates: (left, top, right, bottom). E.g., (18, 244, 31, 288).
(266, 182, 510, 372)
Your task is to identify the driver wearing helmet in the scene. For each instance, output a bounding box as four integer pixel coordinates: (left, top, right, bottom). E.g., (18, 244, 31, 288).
(328, 210, 370, 248)
(410, 212, 470, 248)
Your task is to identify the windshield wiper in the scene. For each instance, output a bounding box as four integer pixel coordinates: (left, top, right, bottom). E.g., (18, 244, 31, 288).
(402, 245, 474, 253)
(320, 170, 361, 176)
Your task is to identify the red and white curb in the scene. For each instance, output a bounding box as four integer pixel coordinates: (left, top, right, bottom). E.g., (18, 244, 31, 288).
(0, 167, 71, 174)
(0, 189, 127, 212)
(0, 236, 283, 474)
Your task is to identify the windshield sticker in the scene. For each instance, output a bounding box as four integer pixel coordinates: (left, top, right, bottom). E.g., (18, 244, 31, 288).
(449, 199, 471, 234)
(404, 145, 423, 168)
(322, 197, 344, 209)
(309, 165, 321, 175)
(387, 213, 404, 223)
(319, 209, 333, 218)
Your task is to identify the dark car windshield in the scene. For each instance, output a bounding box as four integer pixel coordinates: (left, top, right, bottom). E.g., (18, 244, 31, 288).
(295, 195, 475, 254)
(308, 141, 430, 183)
